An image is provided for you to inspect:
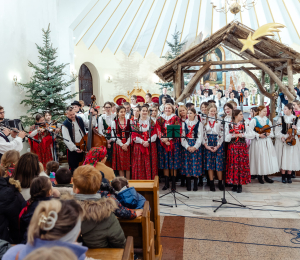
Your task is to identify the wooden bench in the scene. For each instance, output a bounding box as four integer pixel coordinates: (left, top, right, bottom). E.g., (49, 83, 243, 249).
(86, 236, 134, 260)
(119, 201, 155, 260)
(128, 176, 162, 260)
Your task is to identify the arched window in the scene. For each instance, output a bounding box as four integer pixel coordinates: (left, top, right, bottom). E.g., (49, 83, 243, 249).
(79, 64, 93, 105)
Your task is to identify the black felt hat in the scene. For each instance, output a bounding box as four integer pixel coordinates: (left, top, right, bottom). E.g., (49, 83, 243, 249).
(71, 101, 81, 107)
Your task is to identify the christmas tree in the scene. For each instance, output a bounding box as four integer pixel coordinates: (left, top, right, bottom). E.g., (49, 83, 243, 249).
(157, 29, 187, 92)
(20, 24, 78, 127)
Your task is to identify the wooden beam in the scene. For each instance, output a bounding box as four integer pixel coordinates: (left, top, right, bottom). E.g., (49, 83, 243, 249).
(250, 58, 294, 101)
(240, 67, 274, 100)
(275, 62, 287, 71)
(287, 59, 296, 100)
(260, 70, 266, 106)
(183, 67, 260, 73)
(174, 64, 182, 99)
(181, 58, 290, 67)
(270, 77, 276, 123)
(176, 62, 212, 102)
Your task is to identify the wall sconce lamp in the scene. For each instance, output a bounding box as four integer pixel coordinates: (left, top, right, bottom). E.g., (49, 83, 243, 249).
(13, 75, 18, 86)
(106, 75, 112, 83)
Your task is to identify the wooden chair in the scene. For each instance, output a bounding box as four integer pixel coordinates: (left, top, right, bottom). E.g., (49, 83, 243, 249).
(86, 236, 134, 260)
(119, 201, 155, 260)
(128, 176, 162, 260)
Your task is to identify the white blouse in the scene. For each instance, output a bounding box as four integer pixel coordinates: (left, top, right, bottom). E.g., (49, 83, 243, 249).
(225, 122, 256, 142)
(248, 116, 274, 140)
(203, 118, 224, 146)
(133, 118, 157, 144)
(111, 119, 130, 147)
(98, 114, 116, 136)
(275, 114, 300, 139)
(181, 118, 203, 150)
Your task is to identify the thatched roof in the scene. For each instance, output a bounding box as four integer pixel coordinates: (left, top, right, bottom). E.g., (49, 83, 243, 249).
(154, 21, 300, 82)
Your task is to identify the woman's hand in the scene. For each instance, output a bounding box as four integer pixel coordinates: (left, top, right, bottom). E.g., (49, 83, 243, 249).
(107, 143, 111, 148)
(190, 147, 196, 153)
(292, 125, 297, 129)
(122, 144, 128, 151)
(165, 141, 171, 146)
(259, 134, 266, 139)
(162, 138, 168, 143)
(143, 141, 149, 147)
(281, 136, 286, 142)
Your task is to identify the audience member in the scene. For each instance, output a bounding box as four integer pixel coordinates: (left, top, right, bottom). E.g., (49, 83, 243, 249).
(70, 165, 126, 248)
(159, 87, 171, 105)
(0, 166, 25, 244)
(14, 153, 40, 200)
(46, 161, 59, 182)
(22, 246, 77, 260)
(19, 176, 55, 244)
(111, 177, 146, 209)
(39, 162, 49, 178)
(53, 167, 73, 194)
(3, 199, 87, 260)
(83, 146, 115, 182)
(0, 149, 20, 177)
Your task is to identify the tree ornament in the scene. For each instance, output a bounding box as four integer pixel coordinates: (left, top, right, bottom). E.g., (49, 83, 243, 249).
(41, 90, 46, 95)
(38, 109, 43, 113)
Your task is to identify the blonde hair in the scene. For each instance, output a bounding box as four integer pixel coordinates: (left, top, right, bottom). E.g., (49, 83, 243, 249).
(205, 103, 218, 126)
(178, 105, 187, 118)
(293, 100, 300, 106)
(164, 103, 175, 113)
(73, 165, 102, 194)
(27, 200, 82, 245)
(1, 150, 20, 172)
(23, 246, 77, 260)
(39, 162, 44, 174)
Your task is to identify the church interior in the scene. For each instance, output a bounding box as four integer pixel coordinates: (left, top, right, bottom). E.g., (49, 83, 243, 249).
(2, 0, 300, 259)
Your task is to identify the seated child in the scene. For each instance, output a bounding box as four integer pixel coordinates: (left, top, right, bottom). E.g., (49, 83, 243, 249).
(71, 165, 126, 248)
(0, 150, 20, 177)
(54, 167, 73, 194)
(111, 177, 146, 209)
(38, 162, 48, 178)
(45, 161, 59, 182)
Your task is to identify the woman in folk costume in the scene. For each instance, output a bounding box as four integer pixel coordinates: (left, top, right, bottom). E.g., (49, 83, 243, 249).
(248, 105, 279, 184)
(274, 103, 300, 184)
(82, 146, 115, 182)
(181, 108, 204, 191)
(225, 110, 254, 193)
(203, 103, 225, 192)
(156, 103, 181, 191)
(111, 106, 131, 179)
(245, 107, 258, 152)
(150, 105, 159, 123)
(177, 105, 188, 187)
(29, 114, 53, 168)
(98, 101, 116, 163)
(131, 105, 158, 180)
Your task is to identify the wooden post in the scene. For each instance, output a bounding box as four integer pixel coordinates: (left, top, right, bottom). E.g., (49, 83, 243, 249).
(173, 64, 182, 99)
(173, 74, 176, 99)
(260, 70, 265, 106)
(270, 77, 276, 123)
(287, 59, 295, 101)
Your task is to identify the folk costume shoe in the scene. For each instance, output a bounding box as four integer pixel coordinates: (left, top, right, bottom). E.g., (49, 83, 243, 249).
(198, 176, 203, 187)
(232, 185, 238, 192)
(218, 180, 224, 191)
(258, 176, 264, 184)
(264, 175, 274, 183)
(282, 174, 287, 184)
(186, 177, 191, 191)
(210, 179, 216, 192)
(193, 177, 198, 191)
(287, 174, 292, 184)
(162, 176, 169, 190)
(180, 175, 186, 187)
(237, 185, 242, 193)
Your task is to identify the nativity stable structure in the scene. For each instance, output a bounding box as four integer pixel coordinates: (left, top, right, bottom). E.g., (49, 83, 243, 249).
(154, 21, 300, 120)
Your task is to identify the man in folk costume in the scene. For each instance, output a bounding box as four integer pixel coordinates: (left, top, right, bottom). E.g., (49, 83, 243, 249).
(61, 106, 86, 174)
(71, 100, 91, 128)
(249, 88, 260, 106)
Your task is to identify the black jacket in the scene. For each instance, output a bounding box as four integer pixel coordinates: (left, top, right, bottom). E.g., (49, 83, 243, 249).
(159, 94, 171, 105)
(0, 177, 25, 244)
(19, 197, 51, 244)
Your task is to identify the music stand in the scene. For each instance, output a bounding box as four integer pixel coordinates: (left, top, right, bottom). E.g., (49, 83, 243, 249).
(159, 125, 189, 207)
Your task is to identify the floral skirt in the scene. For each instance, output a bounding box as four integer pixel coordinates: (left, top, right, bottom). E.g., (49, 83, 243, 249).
(132, 143, 158, 180)
(107, 142, 113, 163)
(158, 139, 181, 169)
(204, 134, 224, 171)
(226, 141, 251, 185)
(112, 144, 130, 171)
(181, 139, 203, 177)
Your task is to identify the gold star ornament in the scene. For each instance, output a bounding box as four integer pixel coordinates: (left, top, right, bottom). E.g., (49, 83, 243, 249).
(238, 23, 286, 54)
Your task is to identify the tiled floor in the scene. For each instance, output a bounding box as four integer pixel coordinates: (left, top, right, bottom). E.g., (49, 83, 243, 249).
(159, 176, 300, 219)
(159, 177, 300, 259)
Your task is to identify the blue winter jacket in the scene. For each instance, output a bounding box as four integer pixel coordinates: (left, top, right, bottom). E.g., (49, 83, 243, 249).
(116, 187, 146, 209)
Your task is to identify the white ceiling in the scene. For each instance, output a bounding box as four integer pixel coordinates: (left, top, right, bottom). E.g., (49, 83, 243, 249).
(70, 0, 300, 57)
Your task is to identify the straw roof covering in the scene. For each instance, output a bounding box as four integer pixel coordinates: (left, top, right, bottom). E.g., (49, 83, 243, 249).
(154, 21, 300, 82)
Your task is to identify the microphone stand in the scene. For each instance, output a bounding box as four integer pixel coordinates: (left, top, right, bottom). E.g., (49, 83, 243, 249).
(199, 112, 246, 212)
